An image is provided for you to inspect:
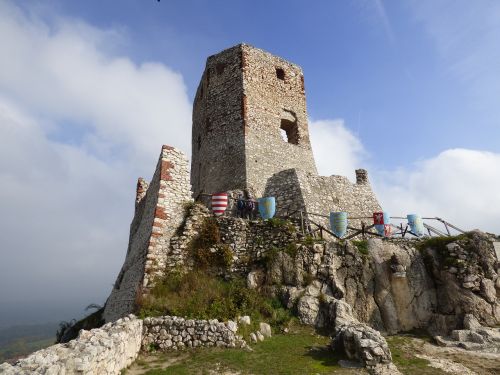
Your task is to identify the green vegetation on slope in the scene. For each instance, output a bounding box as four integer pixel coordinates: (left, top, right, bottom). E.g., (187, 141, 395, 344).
(138, 270, 292, 331)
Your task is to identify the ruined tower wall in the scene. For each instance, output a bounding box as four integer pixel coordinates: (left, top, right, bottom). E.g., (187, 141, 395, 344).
(242, 45, 317, 197)
(104, 146, 192, 322)
(191, 46, 246, 199)
(265, 168, 381, 230)
(191, 44, 318, 198)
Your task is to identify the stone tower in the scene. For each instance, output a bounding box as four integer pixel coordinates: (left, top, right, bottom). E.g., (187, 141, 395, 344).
(191, 44, 318, 198)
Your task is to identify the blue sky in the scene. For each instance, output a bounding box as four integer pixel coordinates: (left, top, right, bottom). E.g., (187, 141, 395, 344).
(44, 0, 499, 165)
(0, 0, 499, 327)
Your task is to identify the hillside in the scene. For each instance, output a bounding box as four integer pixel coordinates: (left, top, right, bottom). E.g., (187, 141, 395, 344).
(0, 322, 57, 363)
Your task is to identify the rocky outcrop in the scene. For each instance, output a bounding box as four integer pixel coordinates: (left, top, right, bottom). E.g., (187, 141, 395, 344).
(331, 300, 393, 369)
(419, 231, 500, 334)
(265, 232, 499, 338)
(434, 314, 500, 352)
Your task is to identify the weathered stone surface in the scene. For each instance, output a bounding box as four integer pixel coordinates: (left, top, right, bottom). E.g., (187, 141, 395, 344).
(2, 315, 142, 375)
(142, 316, 246, 352)
(238, 316, 251, 326)
(259, 322, 272, 338)
(247, 269, 265, 289)
(330, 300, 393, 370)
(104, 147, 192, 322)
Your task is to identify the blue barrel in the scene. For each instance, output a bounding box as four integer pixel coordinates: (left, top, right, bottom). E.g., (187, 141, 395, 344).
(258, 197, 276, 220)
(330, 212, 348, 238)
(407, 214, 424, 236)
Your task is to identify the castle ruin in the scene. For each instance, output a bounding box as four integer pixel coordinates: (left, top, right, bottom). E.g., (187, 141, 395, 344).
(103, 44, 381, 322)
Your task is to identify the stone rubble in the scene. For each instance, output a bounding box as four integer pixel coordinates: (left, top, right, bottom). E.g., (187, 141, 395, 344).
(434, 314, 500, 352)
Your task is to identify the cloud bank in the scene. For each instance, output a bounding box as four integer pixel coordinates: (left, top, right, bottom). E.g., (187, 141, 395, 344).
(309, 120, 500, 235)
(0, 1, 191, 325)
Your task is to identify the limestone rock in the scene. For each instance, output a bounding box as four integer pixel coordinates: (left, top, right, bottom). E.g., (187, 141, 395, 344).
(259, 322, 272, 338)
(226, 320, 238, 333)
(247, 269, 265, 289)
(238, 316, 251, 325)
(297, 295, 320, 326)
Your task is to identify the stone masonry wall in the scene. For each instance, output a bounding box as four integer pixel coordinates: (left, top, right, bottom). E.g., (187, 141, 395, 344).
(243, 44, 317, 197)
(191, 45, 246, 198)
(103, 146, 191, 323)
(142, 316, 245, 351)
(0, 315, 247, 374)
(265, 168, 381, 234)
(191, 44, 318, 199)
(0, 315, 142, 375)
(162, 203, 299, 274)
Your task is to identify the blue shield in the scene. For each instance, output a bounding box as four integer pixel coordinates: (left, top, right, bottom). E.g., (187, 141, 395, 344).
(258, 197, 276, 220)
(330, 212, 348, 238)
(407, 214, 424, 236)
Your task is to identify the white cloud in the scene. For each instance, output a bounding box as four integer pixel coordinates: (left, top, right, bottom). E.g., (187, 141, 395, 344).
(309, 119, 366, 181)
(310, 119, 500, 235)
(0, 1, 192, 325)
(0, 1, 192, 167)
(374, 149, 500, 235)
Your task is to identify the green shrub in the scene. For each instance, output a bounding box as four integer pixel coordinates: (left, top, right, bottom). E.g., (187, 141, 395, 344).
(302, 272, 314, 287)
(352, 240, 369, 255)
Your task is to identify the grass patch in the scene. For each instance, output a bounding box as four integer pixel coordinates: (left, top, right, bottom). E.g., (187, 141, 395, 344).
(386, 335, 447, 375)
(132, 324, 357, 375)
(351, 240, 369, 256)
(138, 271, 292, 331)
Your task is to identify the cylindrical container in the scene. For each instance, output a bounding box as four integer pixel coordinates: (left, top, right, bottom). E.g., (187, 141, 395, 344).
(407, 214, 424, 236)
(258, 197, 276, 220)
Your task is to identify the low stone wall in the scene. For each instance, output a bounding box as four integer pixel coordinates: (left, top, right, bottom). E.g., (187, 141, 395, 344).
(142, 316, 245, 351)
(0, 315, 142, 375)
(0, 315, 247, 374)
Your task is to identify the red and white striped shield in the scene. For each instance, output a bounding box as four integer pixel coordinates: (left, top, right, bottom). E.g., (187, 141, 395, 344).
(211, 192, 228, 216)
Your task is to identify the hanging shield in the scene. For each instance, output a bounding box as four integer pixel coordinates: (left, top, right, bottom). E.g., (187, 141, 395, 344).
(330, 212, 348, 238)
(211, 192, 228, 216)
(258, 197, 276, 220)
(373, 212, 390, 236)
(384, 224, 393, 238)
(407, 214, 424, 236)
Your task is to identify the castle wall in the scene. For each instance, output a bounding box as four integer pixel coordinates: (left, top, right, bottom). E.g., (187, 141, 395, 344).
(242, 45, 317, 197)
(191, 45, 246, 198)
(264, 168, 381, 233)
(103, 146, 191, 322)
(163, 203, 299, 274)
